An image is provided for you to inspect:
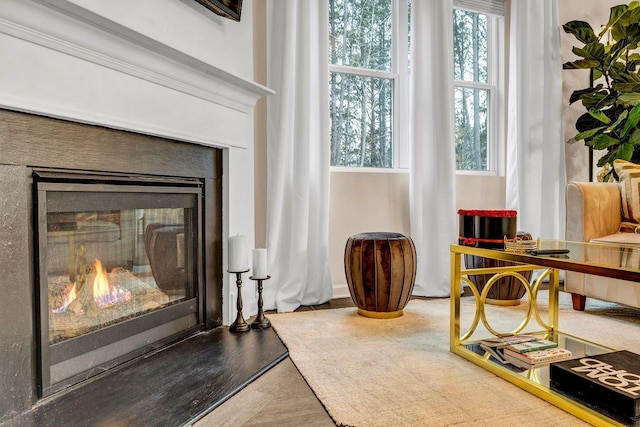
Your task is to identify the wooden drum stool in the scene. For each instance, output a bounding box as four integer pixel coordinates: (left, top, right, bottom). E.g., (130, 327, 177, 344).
(344, 232, 417, 318)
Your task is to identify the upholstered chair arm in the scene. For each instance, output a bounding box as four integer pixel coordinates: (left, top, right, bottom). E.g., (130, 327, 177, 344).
(565, 182, 622, 243)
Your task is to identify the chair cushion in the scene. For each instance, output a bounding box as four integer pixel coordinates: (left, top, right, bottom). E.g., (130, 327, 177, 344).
(614, 159, 640, 222)
(590, 232, 640, 246)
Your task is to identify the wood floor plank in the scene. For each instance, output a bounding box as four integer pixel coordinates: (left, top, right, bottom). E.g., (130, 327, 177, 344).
(196, 358, 334, 427)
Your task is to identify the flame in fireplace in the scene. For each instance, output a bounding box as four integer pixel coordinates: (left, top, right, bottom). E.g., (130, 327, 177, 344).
(52, 282, 78, 314)
(92, 260, 132, 308)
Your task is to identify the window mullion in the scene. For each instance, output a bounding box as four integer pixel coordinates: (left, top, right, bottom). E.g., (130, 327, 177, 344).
(330, 64, 396, 80)
(395, 0, 410, 169)
(454, 80, 494, 91)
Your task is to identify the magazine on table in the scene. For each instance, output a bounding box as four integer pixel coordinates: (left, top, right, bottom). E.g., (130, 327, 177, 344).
(503, 347, 573, 367)
(479, 335, 537, 349)
(504, 339, 558, 354)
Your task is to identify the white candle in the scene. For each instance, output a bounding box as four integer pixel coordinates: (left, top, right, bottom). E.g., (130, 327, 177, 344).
(252, 248, 268, 279)
(228, 235, 248, 272)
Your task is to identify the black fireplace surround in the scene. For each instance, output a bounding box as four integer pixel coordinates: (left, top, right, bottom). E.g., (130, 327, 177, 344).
(0, 109, 223, 421)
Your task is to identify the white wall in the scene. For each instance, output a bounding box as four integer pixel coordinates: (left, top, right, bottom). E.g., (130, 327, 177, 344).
(328, 172, 505, 293)
(60, 0, 254, 80)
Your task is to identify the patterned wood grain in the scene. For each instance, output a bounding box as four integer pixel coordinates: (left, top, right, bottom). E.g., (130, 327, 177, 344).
(344, 232, 416, 314)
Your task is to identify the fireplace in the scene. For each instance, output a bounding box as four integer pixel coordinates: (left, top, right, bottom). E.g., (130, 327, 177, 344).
(0, 0, 269, 419)
(0, 110, 224, 418)
(35, 171, 205, 396)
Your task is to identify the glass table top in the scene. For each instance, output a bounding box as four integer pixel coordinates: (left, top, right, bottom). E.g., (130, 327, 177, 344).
(451, 240, 640, 282)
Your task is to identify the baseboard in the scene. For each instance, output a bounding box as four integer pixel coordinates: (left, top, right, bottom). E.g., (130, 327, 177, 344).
(332, 283, 351, 299)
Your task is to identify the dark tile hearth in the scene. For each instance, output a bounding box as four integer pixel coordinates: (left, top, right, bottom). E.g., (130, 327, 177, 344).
(3, 328, 287, 427)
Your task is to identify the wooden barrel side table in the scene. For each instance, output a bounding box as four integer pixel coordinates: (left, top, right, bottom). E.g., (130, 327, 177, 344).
(344, 232, 417, 318)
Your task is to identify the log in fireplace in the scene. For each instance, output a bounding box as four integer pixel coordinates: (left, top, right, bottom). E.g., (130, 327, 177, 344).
(35, 170, 206, 396)
(0, 109, 223, 417)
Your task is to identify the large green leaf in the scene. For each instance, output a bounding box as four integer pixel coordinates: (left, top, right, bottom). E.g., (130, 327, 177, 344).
(575, 126, 606, 141)
(630, 127, 640, 145)
(611, 72, 640, 93)
(593, 133, 620, 150)
(606, 38, 634, 65)
(612, 82, 640, 92)
(589, 108, 612, 124)
(618, 142, 635, 160)
(597, 149, 618, 167)
(602, 5, 629, 36)
(620, 93, 640, 106)
(581, 91, 614, 109)
(576, 111, 608, 132)
(569, 84, 603, 104)
(563, 21, 598, 44)
(573, 42, 606, 61)
(612, 19, 640, 42)
(618, 7, 640, 26)
(563, 59, 600, 69)
(608, 110, 629, 131)
(622, 103, 640, 137)
(593, 69, 604, 81)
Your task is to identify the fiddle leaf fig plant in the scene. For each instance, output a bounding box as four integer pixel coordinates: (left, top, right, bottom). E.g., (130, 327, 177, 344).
(563, 2, 640, 180)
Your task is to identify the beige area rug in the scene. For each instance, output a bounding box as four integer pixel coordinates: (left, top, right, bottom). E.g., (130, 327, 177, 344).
(269, 292, 640, 427)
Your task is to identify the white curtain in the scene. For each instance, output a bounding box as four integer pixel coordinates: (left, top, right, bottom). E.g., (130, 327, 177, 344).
(506, 0, 565, 240)
(265, 0, 333, 312)
(409, 0, 457, 297)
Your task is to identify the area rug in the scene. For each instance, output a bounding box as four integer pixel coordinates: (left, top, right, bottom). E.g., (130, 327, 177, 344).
(269, 293, 640, 427)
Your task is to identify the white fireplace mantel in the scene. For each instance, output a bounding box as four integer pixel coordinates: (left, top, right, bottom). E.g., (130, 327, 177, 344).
(0, 0, 272, 148)
(0, 0, 269, 324)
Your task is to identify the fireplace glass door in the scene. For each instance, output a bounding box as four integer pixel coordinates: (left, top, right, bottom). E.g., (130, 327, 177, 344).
(36, 172, 203, 396)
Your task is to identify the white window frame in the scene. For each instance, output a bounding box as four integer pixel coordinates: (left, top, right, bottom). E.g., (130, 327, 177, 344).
(453, 8, 505, 176)
(329, 0, 410, 172)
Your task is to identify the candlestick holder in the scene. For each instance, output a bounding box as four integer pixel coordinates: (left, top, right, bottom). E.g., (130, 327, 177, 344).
(250, 276, 271, 329)
(229, 269, 251, 332)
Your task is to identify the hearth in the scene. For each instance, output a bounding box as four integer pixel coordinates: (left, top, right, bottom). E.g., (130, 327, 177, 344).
(35, 171, 204, 396)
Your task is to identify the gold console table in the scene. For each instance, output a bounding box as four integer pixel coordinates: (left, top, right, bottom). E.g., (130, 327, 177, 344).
(450, 240, 640, 426)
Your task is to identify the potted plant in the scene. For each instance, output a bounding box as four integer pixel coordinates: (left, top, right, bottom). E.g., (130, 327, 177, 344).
(563, 2, 640, 181)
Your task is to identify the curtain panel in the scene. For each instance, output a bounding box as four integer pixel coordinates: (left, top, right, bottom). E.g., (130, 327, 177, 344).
(506, 0, 565, 240)
(409, 0, 457, 297)
(265, 0, 333, 312)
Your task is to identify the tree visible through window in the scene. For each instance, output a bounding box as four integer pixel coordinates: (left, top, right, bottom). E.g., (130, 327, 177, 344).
(328, 1, 500, 172)
(453, 8, 492, 171)
(329, 0, 394, 168)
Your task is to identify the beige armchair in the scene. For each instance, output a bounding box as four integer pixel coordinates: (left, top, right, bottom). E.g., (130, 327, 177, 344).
(565, 181, 640, 310)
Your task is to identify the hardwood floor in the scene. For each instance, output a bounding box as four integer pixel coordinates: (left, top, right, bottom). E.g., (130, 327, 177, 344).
(194, 298, 356, 427)
(195, 283, 536, 426)
(194, 358, 335, 427)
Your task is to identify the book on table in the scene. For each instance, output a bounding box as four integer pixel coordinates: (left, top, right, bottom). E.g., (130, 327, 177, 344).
(479, 335, 537, 348)
(550, 350, 640, 424)
(503, 347, 572, 367)
(504, 339, 558, 354)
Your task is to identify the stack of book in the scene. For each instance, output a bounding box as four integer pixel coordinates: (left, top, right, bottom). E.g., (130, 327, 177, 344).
(502, 340, 572, 368)
(479, 335, 572, 368)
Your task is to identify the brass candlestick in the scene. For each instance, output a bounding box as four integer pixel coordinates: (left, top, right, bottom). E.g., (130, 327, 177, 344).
(229, 269, 251, 333)
(250, 276, 271, 329)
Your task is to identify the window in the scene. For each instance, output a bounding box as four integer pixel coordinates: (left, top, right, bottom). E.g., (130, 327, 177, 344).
(453, 5, 504, 173)
(328, 0, 503, 172)
(328, 0, 409, 169)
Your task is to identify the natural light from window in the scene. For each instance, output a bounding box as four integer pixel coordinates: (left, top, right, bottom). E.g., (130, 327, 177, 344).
(328, 1, 502, 173)
(329, 0, 395, 169)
